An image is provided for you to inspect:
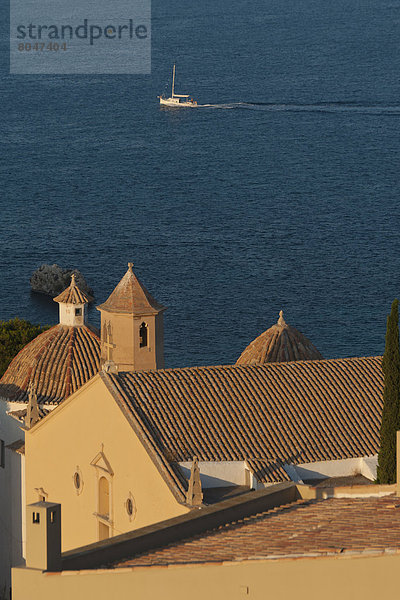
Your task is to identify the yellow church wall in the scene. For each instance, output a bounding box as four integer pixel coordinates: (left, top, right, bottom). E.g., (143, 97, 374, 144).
(25, 375, 189, 551)
(13, 552, 400, 600)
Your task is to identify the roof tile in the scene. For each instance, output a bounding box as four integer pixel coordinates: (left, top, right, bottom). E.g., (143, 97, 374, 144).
(107, 356, 383, 483)
(0, 324, 100, 404)
(116, 496, 400, 567)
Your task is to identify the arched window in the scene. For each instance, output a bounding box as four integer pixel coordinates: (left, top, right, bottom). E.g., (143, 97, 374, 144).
(98, 476, 109, 517)
(139, 322, 148, 348)
(91, 448, 114, 541)
(98, 476, 110, 540)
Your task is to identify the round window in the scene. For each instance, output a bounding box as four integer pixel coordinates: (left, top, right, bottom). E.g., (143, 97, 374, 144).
(73, 471, 81, 490)
(126, 498, 133, 516)
(125, 494, 136, 519)
(72, 467, 83, 495)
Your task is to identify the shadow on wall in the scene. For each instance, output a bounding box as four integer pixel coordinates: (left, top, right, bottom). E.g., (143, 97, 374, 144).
(0, 400, 25, 597)
(287, 456, 378, 483)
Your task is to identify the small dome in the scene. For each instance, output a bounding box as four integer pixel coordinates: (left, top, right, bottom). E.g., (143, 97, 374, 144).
(0, 324, 100, 405)
(236, 310, 323, 365)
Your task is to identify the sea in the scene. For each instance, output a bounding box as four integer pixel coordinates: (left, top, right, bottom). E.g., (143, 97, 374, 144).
(1, 0, 400, 368)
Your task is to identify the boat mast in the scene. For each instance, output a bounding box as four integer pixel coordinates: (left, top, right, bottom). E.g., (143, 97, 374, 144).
(172, 64, 175, 97)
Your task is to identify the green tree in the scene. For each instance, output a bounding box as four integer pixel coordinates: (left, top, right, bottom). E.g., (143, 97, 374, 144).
(0, 318, 49, 378)
(377, 299, 400, 483)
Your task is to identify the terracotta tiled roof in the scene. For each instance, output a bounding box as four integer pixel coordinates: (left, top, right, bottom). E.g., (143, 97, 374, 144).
(106, 356, 383, 482)
(0, 324, 100, 404)
(117, 496, 400, 566)
(97, 264, 166, 315)
(237, 311, 323, 365)
(101, 372, 188, 503)
(53, 274, 93, 305)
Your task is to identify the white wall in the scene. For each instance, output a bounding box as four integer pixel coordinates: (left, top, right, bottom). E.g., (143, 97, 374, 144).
(283, 455, 378, 483)
(59, 303, 86, 326)
(0, 399, 27, 594)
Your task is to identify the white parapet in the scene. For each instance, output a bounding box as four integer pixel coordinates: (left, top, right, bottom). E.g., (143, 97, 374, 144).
(283, 455, 378, 483)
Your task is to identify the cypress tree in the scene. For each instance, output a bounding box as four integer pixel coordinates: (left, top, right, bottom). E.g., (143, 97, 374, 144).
(377, 299, 400, 483)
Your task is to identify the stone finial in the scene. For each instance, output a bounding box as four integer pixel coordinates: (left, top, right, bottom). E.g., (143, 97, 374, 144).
(277, 310, 287, 327)
(186, 456, 203, 507)
(128, 262, 134, 272)
(102, 360, 118, 374)
(25, 382, 40, 429)
(70, 273, 76, 286)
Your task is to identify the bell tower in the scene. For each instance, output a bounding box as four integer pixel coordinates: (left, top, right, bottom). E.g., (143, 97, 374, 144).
(96, 263, 166, 372)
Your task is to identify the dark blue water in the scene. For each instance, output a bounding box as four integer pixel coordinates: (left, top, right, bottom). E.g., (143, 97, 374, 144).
(1, 0, 400, 367)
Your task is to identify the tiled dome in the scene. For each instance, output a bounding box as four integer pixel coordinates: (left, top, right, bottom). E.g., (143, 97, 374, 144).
(236, 311, 323, 365)
(0, 324, 100, 404)
(0, 277, 100, 405)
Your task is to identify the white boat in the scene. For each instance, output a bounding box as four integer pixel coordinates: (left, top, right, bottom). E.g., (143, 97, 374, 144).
(159, 65, 197, 107)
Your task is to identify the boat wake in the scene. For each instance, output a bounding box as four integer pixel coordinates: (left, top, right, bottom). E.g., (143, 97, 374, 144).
(197, 103, 239, 109)
(196, 101, 400, 115)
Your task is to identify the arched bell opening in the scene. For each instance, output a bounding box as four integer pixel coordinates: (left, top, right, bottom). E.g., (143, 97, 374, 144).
(139, 322, 148, 348)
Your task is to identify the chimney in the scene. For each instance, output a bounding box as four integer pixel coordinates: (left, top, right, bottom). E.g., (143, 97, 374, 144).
(26, 502, 61, 571)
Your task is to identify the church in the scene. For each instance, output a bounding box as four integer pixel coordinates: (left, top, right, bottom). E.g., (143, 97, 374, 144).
(0, 274, 100, 590)
(0, 263, 386, 592)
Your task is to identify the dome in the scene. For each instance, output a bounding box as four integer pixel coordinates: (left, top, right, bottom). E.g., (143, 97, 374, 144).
(0, 276, 100, 406)
(0, 324, 100, 405)
(236, 311, 323, 365)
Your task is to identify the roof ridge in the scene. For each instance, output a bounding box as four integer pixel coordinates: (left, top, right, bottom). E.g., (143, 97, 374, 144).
(116, 355, 382, 377)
